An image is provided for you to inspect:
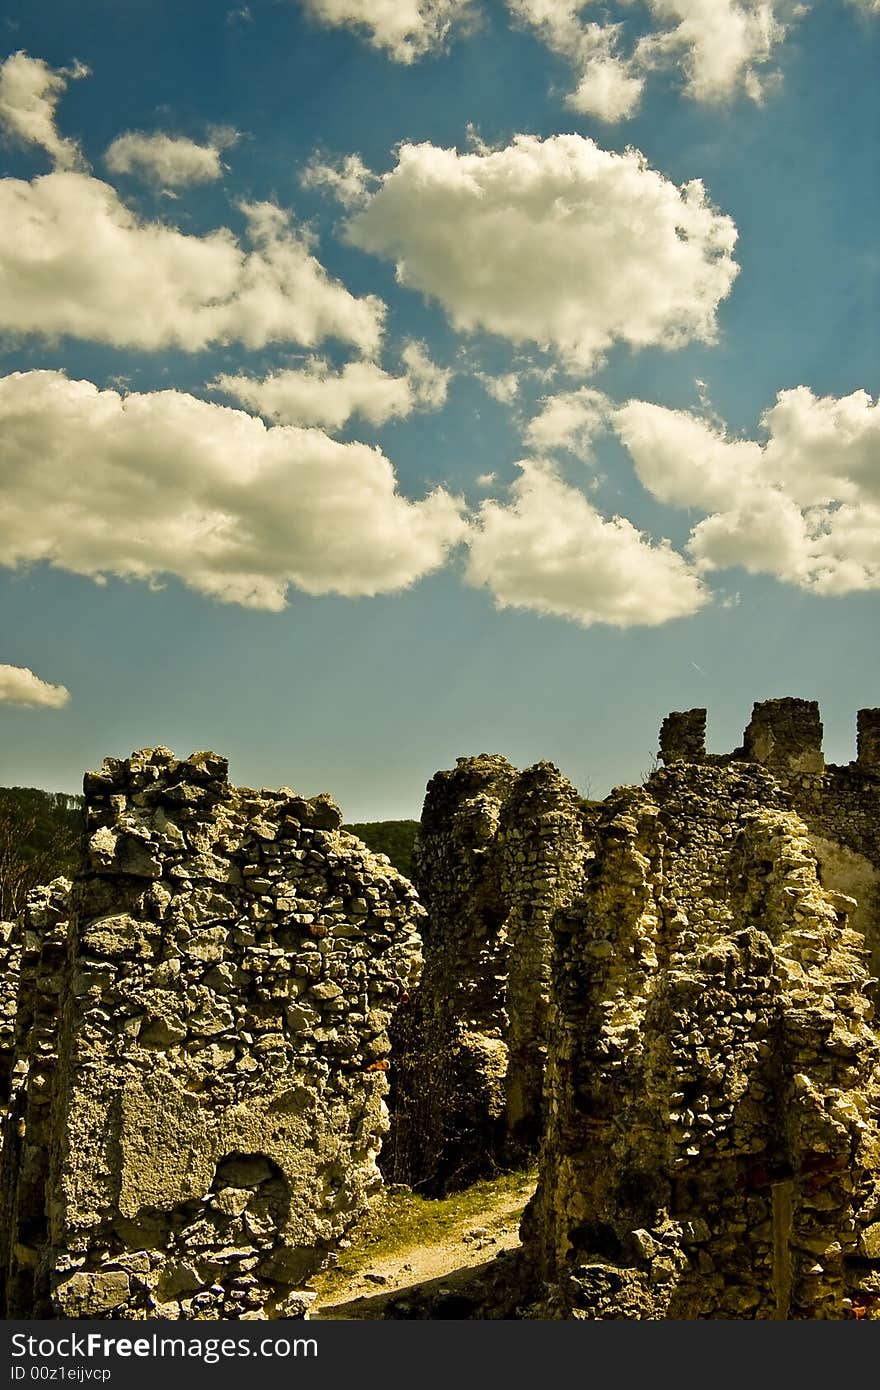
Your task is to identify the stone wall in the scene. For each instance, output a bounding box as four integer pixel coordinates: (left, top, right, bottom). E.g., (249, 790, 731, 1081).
(386, 755, 590, 1194)
(0, 917, 21, 1138)
(0, 879, 70, 1317)
(522, 761, 880, 1319)
(0, 748, 422, 1320)
(497, 764, 591, 1154)
(659, 698, 880, 977)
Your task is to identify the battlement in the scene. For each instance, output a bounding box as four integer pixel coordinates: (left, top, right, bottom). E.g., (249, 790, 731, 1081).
(858, 708, 880, 774)
(658, 698, 880, 777)
(742, 697, 825, 774)
(658, 708, 707, 764)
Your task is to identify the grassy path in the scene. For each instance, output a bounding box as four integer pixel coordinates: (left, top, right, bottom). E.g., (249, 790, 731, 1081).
(310, 1170, 536, 1319)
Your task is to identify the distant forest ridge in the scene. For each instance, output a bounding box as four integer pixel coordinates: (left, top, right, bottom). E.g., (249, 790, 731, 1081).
(0, 785, 83, 920)
(345, 821, 418, 880)
(0, 786, 418, 918)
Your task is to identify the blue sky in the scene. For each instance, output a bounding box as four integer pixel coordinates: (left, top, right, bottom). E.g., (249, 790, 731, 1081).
(0, 0, 878, 819)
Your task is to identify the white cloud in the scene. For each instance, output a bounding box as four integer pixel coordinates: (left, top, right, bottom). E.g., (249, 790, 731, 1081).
(105, 130, 237, 187)
(614, 398, 763, 510)
(524, 386, 611, 457)
(298, 0, 474, 62)
(0, 663, 70, 709)
(346, 134, 738, 371)
(644, 1, 794, 104)
(754, 385, 880, 506)
(508, 2, 802, 119)
(0, 371, 467, 610)
(465, 459, 706, 627)
(212, 341, 450, 429)
(301, 152, 377, 207)
(0, 50, 88, 168)
(0, 172, 385, 352)
(612, 387, 880, 595)
(507, 2, 645, 121)
(477, 372, 520, 404)
(687, 489, 813, 584)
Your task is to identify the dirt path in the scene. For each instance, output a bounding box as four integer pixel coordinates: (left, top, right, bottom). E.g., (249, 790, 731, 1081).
(311, 1175, 535, 1319)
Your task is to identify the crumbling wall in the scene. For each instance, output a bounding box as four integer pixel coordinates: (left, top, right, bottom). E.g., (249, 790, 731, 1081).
(0, 879, 70, 1316)
(739, 701, 880, 975)
(522, 762, 880, 1319)
(387, 755, 589, 1194)
(659, 698, 880, 977)
(384, 755, 517, 1194)
(0, 917, 21, 1138)
(0, 747, 422, 1320)
(498, 764, 590, 1154)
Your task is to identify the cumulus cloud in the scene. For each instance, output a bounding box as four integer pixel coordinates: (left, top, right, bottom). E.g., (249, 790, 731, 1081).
(465, 459, 706, 627)
(477, 372, 520, 404)
(508, 1, 802, 119)
(212, 342, 450, 429)
(0, 50, 88, 168)
(612, 387, 880, 595)
(0, 173, 384, 352)
(301, 152, 377, 207)
(524, 386, 611, 457)
(105, 129, 238, 187)
(0, 371, 467, 610)
(0, 663, 70, 709)
(297, 0, 474, 62)
(507, 2, 645, 121)
(644, 0, 794, 104)
(346, 134, 738, 371)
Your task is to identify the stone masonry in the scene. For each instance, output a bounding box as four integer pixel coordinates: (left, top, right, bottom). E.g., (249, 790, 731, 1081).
(0, 747, 422, 1320)
(0, 879, 70, 1317)
(2, 699, 879, 1322)
(385, 755, 589, 1194)
(0, 916, 21, 1141)
(660, 699, 880, 979)
(520, 704, 880, 1319)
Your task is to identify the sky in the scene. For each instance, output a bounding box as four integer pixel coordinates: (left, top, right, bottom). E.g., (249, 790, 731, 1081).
(0, 0, 878, 820)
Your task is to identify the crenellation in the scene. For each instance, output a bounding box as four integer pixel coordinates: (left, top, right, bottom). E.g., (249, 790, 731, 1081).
(857, 709, 880, 774)
(658, 708, 707, 765)
(742, 697, 825, 775)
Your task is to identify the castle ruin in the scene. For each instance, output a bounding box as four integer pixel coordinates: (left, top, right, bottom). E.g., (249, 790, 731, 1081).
(385, 755, 590, 1193)
(1, 698, 880, 1319)
(0, 748, 422, 1319)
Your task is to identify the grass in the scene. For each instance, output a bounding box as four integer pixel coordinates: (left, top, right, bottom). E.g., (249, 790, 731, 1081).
(309, 1167, 536, 1294)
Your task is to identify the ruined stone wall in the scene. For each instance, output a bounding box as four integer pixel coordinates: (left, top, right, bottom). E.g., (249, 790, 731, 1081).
(387, 755, 589, 1194)
(0, 879, 70, 1317)
(384, 756, 517, 1194)
(0, 748, 422, 1320)
(523, 761, 880, 1319)
(658, 698, 880, 977)
(0, 917, 21, 1138)
(497, 765, 591, 1154)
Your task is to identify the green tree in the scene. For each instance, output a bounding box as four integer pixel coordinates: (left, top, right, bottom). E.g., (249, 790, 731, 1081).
(0, 787, 83, 919)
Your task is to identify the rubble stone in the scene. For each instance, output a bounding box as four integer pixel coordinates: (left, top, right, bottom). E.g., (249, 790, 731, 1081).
(385, 755, 590, 1192)
(520, 752, 880, 1319)
(0, 748, 422, 1319)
